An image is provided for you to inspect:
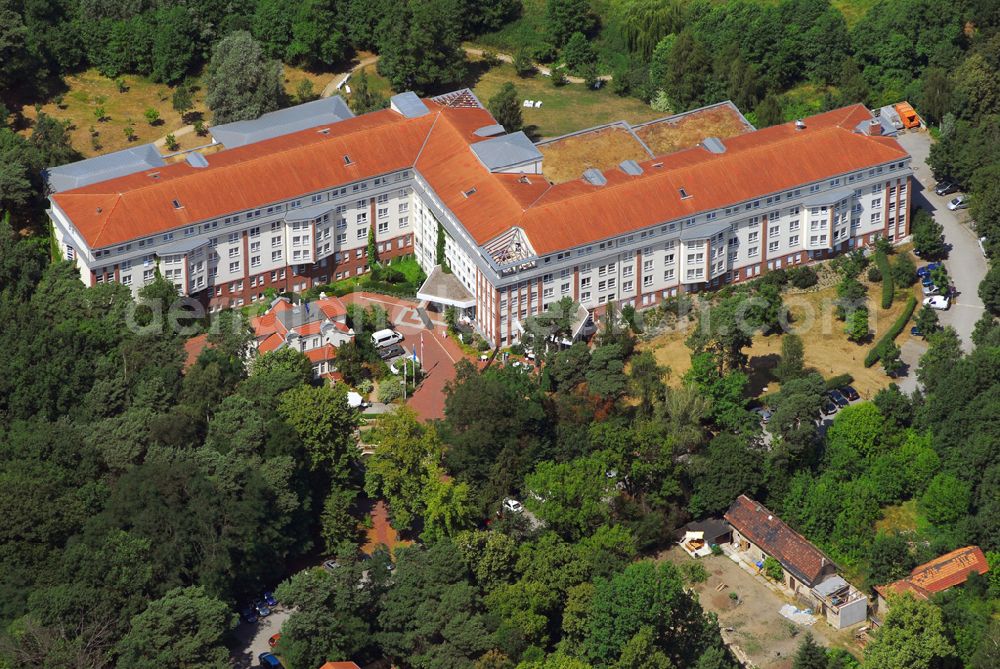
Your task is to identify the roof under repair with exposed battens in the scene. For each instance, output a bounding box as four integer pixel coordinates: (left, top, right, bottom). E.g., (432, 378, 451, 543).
(51, 95, 908, 261)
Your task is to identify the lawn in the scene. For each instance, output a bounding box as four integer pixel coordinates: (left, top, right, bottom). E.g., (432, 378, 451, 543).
(352, 59, 662, 140)
(18, 64, 340, 158)
(831, 0, 879, 27)
(472, 63, 662, 139)
(641, 270, 912, 400)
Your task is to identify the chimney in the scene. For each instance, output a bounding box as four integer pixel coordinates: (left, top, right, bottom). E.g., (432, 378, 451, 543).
(869, 118, 882, 136)
(794, 119, 806, 130)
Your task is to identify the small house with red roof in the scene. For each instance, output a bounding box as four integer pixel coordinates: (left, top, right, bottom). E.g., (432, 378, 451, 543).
(873, 545, 989, 619)
(251, 294, 354, 379)
(725, 495, 868, 629)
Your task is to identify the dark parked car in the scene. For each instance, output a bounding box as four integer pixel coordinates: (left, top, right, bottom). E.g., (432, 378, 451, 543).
(827, 389, 849, 408)
(259, 652, 283, 668)
(840, 385, 860, 401)
(378, 343, 406, 361)
(917, 262, 942, 278)
(934, 181, 958, 196)
(821, 400, 838, 416)
(262, 591, 278, 607)
(253, 600, 271, 617)
(240, 606, 258, 624)
(911, 326, 924, 338)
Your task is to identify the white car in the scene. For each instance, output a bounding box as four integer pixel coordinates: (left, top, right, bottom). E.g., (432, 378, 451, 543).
(502, 498, 524, 513)
(947, 195, 968, 211)
(923, 295, 950, 310)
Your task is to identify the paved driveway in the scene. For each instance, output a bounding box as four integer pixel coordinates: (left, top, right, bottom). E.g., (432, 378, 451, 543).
(230, 608, 290, 668)
(896, 131, 987, 351)
(342, 292, 473, 421)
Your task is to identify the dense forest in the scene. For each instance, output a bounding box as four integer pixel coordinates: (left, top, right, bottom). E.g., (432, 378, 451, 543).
(1, 0, 1000, 667)
(2, 218, 999, 667)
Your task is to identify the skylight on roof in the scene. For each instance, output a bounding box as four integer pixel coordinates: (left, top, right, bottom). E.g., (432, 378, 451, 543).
(462, 187, 478, 198)
(172, 199, 183, 209)
(343, 155, 353, 165)
(679, 187, 691, 199)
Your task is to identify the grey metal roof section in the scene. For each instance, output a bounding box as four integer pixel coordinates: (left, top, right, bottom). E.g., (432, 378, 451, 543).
(813, 575, 849, 598)
(702, 137, 727, 154)
(209, 96, 354, 148)
(803, 186, 855, 207)
(45, 143, 165, 192)
(474, 123, 506, 137)
(185, 152, 209, 168)
(276, 303, 325, 330)
(156, 236, 210, 255)
(619, 160, 643, 175)
(679, 220, 731, 241)
(583, 168, 607, 186)
(470, 131, 543, 172)
(284, 201, 334, 222)
(390, 91, 430, 118)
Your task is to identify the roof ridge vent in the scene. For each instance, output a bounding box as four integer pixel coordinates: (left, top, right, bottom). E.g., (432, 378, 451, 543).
(701, 136, 726, 154)
(583, 168, 607, 186)
(185, 152, 209, 168)
(619, 159, 643, 175)
(318, 128, 330, 135)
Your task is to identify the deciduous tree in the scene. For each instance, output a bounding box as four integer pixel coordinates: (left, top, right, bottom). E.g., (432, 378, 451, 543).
(205, 31, 283, 124)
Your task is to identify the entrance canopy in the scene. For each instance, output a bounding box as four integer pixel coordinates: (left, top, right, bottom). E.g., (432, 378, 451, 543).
(417, 265, 476, 309)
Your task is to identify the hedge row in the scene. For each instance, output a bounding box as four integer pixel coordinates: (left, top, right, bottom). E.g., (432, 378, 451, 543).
(864, 295, 917, 367)
(876, 250, 894, 309)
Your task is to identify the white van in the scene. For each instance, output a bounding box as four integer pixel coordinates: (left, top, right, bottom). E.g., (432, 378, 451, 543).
(371, 329, 403, 348)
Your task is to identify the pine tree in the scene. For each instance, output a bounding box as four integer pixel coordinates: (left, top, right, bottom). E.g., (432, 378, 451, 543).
(367, 225, 379, 270)
(792, 633, 828, 669)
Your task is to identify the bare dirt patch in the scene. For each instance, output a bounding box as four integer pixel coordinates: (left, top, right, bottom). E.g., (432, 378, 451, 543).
(659, 547, 862, 668)
(539, 125, 652, 184)
(634, 104, 753, 157)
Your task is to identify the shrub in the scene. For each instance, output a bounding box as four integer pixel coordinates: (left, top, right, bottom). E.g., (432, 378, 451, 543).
(763, 557, 783, 581)
(825, 373, 854, 390)
(679, 561, 708, 584)
(377, 379, 404, 403)
(165, 134, 179, 151)
(876, 250, 894, 308)
(867, 265, 882, 282)
(864, 296, 917, 367)
(513, 49, 535, 76)
(787, 265, 818, 289)
(758, 268, 787, 288)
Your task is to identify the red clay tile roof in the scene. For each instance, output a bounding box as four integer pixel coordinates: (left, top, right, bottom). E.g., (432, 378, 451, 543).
(53, 100, 906, 261)
(304, 344, 337, 363)
(317, 295, 347, 319)
(257, 332, 284, 354)
(724, 494, 835, 586)
(318, 663, 361, 669)
(183, 333, 211, 370)
(875, 546, 989, 601)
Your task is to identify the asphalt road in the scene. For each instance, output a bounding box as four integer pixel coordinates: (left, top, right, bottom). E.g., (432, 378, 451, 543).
(896, 131, 988, 352)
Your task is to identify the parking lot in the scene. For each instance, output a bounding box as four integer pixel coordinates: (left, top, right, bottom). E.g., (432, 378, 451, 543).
(895, 131, 988, 351)
(230, 607, 290, 668)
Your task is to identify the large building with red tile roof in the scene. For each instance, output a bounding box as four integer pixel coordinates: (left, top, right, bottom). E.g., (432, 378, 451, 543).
(47, 89, 912, 346)
(251, 294, 353, 379)
(874, 545, 989, 618)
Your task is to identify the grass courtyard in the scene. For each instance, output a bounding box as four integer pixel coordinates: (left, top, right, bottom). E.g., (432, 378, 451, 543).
(641, 266, 920, 400)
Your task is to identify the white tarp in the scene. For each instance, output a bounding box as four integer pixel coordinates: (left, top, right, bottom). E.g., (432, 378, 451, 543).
(347, 392, 363, 408)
